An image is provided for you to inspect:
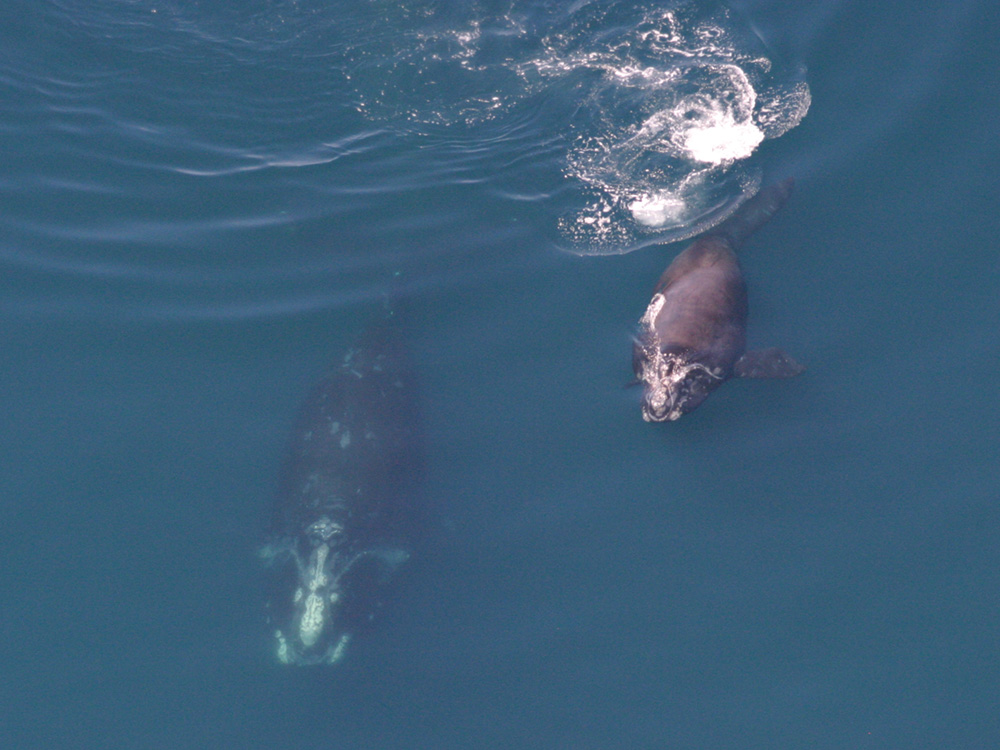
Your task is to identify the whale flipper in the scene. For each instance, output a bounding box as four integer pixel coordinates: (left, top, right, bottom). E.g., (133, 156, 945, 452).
(733, 348, 805, 379)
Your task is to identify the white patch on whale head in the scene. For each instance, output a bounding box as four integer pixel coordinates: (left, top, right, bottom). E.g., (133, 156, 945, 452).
(299, 591, 326, 647)
(636, 294, 724, 422)
(294, 541, 339, 653)
(638, 292, 667, 330)
(639, 352, 723, 421)
(306, 516, 344, 542)
(271, 518, 409, 666)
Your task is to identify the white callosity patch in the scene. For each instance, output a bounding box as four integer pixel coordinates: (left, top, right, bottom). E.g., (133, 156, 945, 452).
(638, 291, 667, 331)
(299, 592, 325, 647)
(271, 515, 355, 664)
(298, 543, 331, 647)
(307, 515, 344, 542)
(639, 350, 723, 421)
(342, 347, 366, 379)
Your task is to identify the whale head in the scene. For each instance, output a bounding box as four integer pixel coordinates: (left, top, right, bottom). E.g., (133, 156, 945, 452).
(262, 515, 409, 666)
(263, 517, 351, 666)
(633, 341, 726, 422)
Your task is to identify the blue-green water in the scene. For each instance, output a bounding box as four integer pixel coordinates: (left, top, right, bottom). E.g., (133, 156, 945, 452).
(1, 1, 998, 747)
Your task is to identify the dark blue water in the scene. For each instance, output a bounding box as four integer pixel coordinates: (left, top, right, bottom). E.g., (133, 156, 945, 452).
(1, 0, 998, 747)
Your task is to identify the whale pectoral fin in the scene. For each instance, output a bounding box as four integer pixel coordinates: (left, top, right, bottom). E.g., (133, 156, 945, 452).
(733, 348, 805, 379)
(372, 547, 410, 572)
(258, 540, 294, 566)
(365, 547, 410, 585)
(339, 547, 410, 586)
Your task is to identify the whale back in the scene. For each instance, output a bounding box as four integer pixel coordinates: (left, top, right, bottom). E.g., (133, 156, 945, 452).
(633, 178, 799, 422)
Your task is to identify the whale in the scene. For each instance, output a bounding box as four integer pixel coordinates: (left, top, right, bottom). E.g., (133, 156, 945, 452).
(632, 179, 804, 422)
(261, 316, 421, 665)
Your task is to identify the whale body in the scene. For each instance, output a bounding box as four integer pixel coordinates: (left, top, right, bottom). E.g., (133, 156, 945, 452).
(632, 179, 804, 422)
(262, 318, 420, 665)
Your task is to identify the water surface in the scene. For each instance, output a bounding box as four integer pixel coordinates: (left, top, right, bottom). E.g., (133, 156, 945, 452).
(1, 0, 998, 748)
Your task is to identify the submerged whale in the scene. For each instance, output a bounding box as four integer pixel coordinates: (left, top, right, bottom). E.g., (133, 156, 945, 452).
(261, 316, 420, 665)
(632, 179, 804, 422)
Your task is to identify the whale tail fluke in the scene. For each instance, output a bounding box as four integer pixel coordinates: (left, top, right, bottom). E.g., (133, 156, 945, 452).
(712, 178, 794, 249)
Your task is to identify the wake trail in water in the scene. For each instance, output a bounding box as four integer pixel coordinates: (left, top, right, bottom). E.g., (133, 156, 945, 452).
(338, 0, 810, 255)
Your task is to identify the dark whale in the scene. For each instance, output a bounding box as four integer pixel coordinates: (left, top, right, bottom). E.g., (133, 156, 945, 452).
(261, 315, 420, 665)
(632, 179, 804, 422)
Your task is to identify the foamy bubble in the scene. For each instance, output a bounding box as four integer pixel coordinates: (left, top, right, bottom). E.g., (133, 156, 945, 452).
(681, 119, 765, 163)
(629, 192, 688, 228)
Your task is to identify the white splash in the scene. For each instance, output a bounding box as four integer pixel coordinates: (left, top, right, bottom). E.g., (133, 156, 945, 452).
(681, 118, 764, 163)
(629, 192, 688, 228)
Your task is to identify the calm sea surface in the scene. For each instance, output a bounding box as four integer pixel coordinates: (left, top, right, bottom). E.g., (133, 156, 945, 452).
(1, 1, 998, 748)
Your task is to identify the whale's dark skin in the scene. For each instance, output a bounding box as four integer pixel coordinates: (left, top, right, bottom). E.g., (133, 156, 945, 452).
(262, 317, 420, 665)
(632, 179, 804, 422)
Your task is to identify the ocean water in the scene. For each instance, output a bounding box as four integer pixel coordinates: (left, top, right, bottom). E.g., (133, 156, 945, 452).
(1, 0, 998, 747)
